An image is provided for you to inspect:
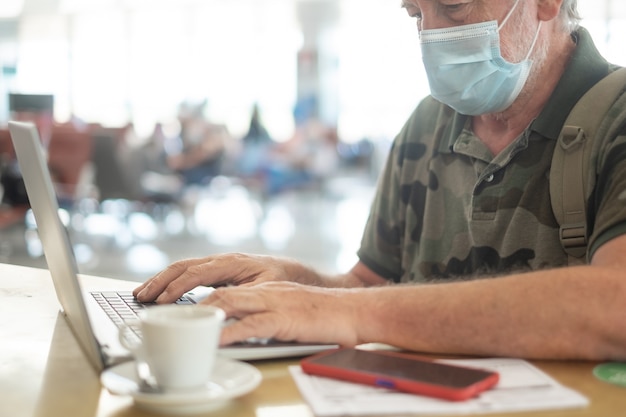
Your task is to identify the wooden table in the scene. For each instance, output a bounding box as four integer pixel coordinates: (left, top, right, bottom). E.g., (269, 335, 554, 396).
(1, 263, 625, 417)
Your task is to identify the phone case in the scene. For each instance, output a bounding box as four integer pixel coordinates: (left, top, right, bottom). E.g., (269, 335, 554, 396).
(300, 348, 499, 401)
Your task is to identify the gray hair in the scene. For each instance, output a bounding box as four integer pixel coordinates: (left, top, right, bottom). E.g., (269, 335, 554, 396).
(560, 0, 582, 33)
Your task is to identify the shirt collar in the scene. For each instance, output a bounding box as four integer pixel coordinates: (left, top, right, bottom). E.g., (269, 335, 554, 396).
(531, 27, 612, 140)
(438, 26, 612, 154)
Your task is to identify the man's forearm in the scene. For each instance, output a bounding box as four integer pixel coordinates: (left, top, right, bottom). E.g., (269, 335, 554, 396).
(352, 266, 626, 360)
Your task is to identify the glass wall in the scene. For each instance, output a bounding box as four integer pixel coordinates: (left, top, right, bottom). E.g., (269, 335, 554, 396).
(1, 0, 625, 141)
(7, 1, 303, 140)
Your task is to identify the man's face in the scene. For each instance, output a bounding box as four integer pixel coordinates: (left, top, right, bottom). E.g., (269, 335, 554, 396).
(403, 0, 552, 111)
(400, 0, 511, 30)
(402, 0, 541, 66)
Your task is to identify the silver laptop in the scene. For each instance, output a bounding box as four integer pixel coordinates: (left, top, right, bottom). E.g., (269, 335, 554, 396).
(8, 120, 336, 372)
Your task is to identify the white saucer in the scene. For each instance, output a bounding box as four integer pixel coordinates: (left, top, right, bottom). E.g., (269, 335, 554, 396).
(101, 357, 262, 414)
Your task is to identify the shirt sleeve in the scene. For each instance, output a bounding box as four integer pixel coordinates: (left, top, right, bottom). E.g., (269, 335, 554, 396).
(589, 129, 626, 257)
(357, 137, 404, 282)
(356, 98, 442, 283)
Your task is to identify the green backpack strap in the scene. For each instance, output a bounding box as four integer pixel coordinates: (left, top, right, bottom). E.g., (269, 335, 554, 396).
(550, 67, 626, 263)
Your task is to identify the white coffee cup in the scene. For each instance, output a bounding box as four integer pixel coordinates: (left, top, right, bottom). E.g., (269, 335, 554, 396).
(119, 304, 225, 391)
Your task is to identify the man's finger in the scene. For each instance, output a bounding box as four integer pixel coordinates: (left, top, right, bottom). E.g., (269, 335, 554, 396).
(219, 312, 282, 345)
(136, 259, 201, 301)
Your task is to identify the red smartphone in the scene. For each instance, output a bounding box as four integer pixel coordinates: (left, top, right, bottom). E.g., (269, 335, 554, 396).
(300, 348, 499, 401)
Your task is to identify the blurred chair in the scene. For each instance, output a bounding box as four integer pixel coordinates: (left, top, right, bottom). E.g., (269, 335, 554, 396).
(0, 128, 15, 159)
(90, 127, 135, 201)
(0, 127, 30, 229)
(47, 125, 95, 207)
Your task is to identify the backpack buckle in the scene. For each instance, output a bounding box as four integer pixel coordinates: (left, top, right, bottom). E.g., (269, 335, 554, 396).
(559, 222, 588, 258)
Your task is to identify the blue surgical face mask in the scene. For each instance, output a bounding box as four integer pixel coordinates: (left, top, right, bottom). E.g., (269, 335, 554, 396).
(419, 0, 541, 115)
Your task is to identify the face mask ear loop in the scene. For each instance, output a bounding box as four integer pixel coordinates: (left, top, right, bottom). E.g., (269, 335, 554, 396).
(498, 0, 522, 31)
(524, 21, 542, 60)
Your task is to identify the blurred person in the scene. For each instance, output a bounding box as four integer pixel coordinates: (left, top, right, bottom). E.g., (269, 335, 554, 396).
(167, 101, 228, 186)
(1, 94, 54, 207)
(121, 122, 185, 202)
(242, 103, 273, 146)
(261, 118, 339, 195)
(236, 103, 275, 178)
(135, 0, 626, 360)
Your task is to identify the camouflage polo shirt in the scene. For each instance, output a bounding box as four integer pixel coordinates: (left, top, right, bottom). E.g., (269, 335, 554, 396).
(357, 28, 626, 283)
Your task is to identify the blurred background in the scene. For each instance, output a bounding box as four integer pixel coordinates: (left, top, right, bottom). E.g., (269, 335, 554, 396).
(0, 0, 624, 283)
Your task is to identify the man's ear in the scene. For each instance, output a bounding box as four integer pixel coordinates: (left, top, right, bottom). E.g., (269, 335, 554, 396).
(537, 0, 563, 22)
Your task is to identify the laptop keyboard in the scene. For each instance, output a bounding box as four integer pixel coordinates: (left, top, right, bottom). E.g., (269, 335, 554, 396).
(91, 291, 275, 348)
(90, 291, 194, 341)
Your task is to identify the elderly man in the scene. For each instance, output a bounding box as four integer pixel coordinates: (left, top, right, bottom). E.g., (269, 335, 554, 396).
(135, 0, 626, 360)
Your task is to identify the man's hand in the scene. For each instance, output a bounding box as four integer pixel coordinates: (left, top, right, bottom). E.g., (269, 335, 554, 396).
(133, 253, 306, 304)
(204, 282, 361, 347)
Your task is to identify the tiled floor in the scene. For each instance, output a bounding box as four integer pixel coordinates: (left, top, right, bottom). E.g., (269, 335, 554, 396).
(0, 173, 376, 284)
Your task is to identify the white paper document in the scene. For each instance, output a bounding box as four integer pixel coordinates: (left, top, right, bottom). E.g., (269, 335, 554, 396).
(289, 358, 589, 416)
